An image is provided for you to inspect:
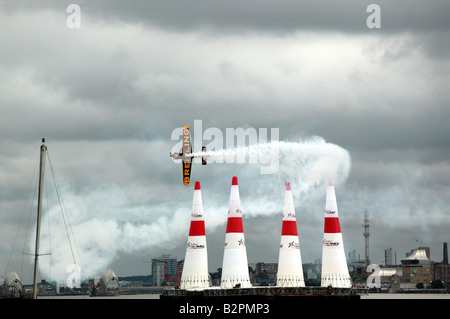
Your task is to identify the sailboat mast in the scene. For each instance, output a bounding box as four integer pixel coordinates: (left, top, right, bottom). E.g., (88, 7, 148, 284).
(33, 138, 47, 299)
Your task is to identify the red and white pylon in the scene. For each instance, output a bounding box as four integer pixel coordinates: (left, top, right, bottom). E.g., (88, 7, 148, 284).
(276, 182, 305, 287)
(180, 181, 210, 290)
(220, 176, 251, 289)
(320, 179, 352, 288)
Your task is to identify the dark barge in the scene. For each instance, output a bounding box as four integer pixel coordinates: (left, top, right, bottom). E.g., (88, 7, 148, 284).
(161, 286, 364, 299)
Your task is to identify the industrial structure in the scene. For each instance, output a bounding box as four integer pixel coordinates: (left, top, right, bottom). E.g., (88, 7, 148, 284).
(399, 247, 431, 287)
(363, 209, 371, 268)
(276, 182, 305, 287)
(320, 179, 352, 288)
(180, 181, 210, 289)
(433, 242, 449, 284)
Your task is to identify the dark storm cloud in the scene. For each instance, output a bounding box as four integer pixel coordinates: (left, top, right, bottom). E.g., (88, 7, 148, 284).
(3, 0, 450, 33)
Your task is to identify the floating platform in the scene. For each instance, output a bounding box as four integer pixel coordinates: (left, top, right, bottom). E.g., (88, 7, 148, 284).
(161, 286, 364, 299)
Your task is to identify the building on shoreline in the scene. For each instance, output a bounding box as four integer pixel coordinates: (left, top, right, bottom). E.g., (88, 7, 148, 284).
(151, 255, 183, 286)
(399, 247, 431, 288)
(432, 242, 449, 286)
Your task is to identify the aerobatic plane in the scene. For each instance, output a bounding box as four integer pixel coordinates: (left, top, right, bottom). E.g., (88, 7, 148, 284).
(170, 125, 207, 186)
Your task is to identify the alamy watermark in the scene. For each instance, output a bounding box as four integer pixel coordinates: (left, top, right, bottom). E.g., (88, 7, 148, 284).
(65, 4, 380, 30)
(66, 4, 81, 29)
(170, 120, 280, 174)
(66, 263, 81, 288)
(366, 264, 381, 288)
(366, 4, 381, 29)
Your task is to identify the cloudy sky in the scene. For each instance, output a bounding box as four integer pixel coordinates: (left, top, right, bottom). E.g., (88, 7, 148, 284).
(1, 0, 449, 283)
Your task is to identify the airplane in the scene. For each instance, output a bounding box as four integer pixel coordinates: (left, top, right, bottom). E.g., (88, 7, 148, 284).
(170, 125, 207, 186)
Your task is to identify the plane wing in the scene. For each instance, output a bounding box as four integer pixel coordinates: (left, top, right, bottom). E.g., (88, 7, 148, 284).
(170, 125, 207, 186)
(181, 125, 192, 186)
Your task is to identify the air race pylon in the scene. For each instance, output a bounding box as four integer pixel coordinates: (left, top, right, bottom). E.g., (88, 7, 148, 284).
(220, 176, 251, 289)
(180, 181, 210, 290)
(320, 179, 352, 288)
(276, 182, 305, 287)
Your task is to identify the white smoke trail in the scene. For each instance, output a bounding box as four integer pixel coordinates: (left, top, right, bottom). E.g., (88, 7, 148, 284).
(210, 137, 350, 216)
(36, 137, 351, 281)
(193, 136, 350, 200)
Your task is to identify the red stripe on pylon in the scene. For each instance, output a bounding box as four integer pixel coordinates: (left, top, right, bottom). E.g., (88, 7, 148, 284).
(324, 218, 341, 233)
(226, 217, 244, 233)
(281, 220, 298, 236)
(189, 220, 205, 236)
